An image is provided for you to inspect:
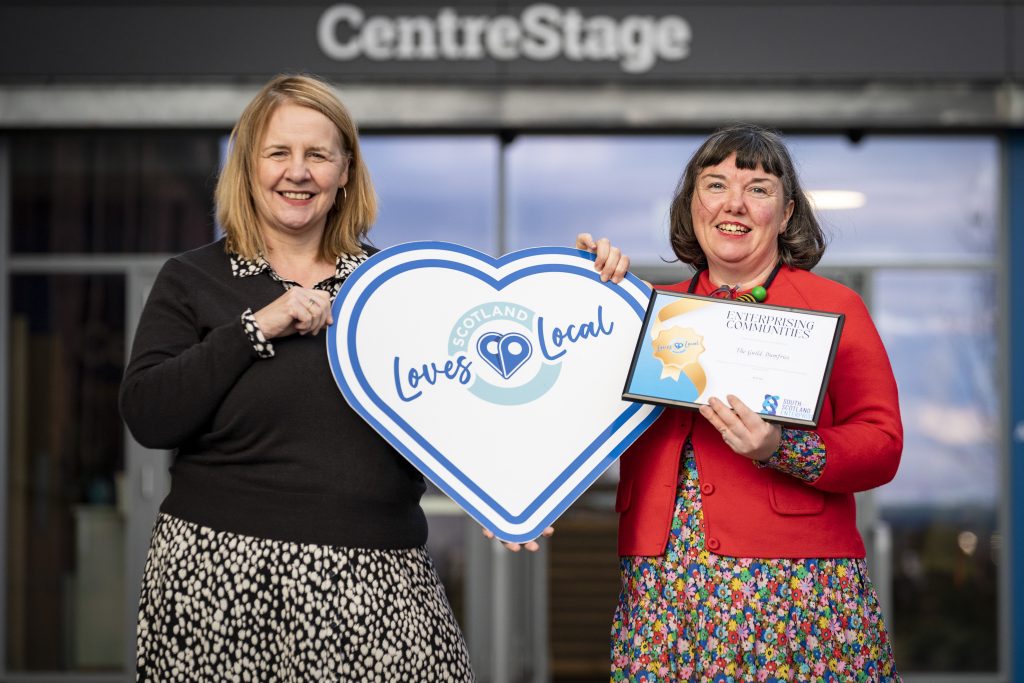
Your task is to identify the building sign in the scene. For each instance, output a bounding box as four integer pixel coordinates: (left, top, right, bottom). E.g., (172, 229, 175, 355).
(0, 2, 1013, 82)
(317, 4, 692, 74)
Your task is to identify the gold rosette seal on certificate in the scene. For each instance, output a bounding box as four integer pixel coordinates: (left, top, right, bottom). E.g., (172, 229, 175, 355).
(651, 327, 706, 392)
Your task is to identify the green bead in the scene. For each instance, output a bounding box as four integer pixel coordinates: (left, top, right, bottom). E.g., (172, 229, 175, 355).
(751, 286, 768, 302)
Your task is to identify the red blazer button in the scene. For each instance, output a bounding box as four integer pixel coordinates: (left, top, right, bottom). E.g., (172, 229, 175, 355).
(700, 483, 715, 495)
(707, 537, 721, 551)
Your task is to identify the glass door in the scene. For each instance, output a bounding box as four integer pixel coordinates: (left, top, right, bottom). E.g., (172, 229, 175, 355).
(6, 271, 129, 673)
(121, 266, 172, 674)
(2, 130, 220, 679)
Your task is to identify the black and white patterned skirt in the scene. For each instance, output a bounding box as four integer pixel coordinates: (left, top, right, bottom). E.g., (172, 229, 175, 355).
(137, 514, 474, 682)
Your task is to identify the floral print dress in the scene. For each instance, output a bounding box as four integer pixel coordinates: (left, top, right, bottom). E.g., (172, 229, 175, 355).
(610, 431, 900, 682)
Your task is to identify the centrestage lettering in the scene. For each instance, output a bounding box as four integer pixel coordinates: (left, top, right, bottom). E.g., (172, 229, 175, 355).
(725, 310, 814, 339)
(317, 4, 692, 74)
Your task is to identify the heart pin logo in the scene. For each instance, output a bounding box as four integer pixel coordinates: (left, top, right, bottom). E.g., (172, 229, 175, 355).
(476, 331, 533, 379)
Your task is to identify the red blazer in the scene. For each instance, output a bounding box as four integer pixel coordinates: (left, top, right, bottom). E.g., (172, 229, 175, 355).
(617, 266, 903, 558)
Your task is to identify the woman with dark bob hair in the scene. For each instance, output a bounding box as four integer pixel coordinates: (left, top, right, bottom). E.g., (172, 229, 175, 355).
(668, 126, 827, 273)
(580, 124, 902, 681)
(120, 74, 474, 681)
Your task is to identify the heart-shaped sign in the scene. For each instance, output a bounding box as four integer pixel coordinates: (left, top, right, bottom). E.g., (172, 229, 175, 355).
(327, 242, 662, 542)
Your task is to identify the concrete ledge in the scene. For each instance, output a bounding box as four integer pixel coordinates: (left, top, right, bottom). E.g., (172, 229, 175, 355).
(0, 81, 1019, 129)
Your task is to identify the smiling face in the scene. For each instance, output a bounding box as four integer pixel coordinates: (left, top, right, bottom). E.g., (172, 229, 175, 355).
(254, 102, 350, 242)
(690, 152, 795, 284)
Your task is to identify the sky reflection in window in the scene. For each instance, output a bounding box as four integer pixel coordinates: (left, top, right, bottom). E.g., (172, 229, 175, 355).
(360, 136, 499, 254)
(505, 134, 997, 265)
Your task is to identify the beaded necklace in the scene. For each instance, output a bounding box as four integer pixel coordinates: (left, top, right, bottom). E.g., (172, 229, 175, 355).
(686, 261, 782, 303)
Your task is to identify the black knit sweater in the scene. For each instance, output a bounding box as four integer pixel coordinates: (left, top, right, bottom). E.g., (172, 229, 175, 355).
(119, 240, 427, 548)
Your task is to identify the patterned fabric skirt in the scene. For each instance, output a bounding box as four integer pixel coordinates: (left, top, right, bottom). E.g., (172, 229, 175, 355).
(137, 514, 474, 682)
(611, 448, 900, 682)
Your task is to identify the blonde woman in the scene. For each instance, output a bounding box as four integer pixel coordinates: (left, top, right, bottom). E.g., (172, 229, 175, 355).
(120, 74, 473, 681)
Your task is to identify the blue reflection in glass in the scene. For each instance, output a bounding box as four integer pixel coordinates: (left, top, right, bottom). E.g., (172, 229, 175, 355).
(507, 136, 702, 260)
(873, 269, 998, 671)
(874, 269, 997, 506)
(360, 136, 499, 254)
(506, 134, 998, 264)
(787, 136, 998, 259)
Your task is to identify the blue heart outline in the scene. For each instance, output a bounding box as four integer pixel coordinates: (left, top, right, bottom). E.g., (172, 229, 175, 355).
(327, 242, 663, 542)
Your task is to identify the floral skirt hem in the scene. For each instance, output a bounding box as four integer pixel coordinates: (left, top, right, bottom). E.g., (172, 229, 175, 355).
(610, 449, 899, 683)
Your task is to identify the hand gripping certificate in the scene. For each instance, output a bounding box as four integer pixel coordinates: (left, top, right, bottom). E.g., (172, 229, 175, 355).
(623, 291, 844, 427)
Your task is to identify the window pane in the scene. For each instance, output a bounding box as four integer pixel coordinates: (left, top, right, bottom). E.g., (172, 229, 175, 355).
(788, 136, 998, 261)
(7, 274, 126, 671)
(360, 136, 498, 254)
(11, 132, 220, 253)
(506, 135, 998, 265)
(874, 269, 998, 671)
(506, 136, 702, 258)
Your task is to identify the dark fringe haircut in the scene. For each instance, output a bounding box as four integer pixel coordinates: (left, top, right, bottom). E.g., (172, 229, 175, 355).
(669, 124, 827, 271)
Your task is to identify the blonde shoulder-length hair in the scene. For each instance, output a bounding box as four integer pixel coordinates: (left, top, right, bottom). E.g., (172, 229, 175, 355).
(216, 74, 377, 261)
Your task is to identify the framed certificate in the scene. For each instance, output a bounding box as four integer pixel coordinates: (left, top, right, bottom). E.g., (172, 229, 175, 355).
(623, 290, 844, 427)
